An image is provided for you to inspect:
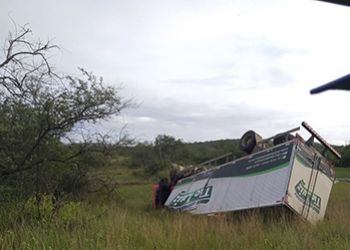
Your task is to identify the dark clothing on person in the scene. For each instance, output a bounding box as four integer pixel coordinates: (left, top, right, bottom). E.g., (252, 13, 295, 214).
(157, 178, 171, 208)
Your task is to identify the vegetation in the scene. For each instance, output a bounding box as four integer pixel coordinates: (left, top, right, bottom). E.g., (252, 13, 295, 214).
(0, 25, 128, 216)
(122, 137, 243, 176)
(335, 168, 350, 179)
(0, 167, 350, 249)
(340, 145, 350, 167)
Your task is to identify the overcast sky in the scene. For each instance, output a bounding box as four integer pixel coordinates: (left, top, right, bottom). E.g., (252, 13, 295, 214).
(1, 0, 350, 144)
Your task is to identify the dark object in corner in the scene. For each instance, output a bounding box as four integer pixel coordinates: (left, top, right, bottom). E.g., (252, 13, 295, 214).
(317, 0, 350, 7)
(310, 73, 350, 94)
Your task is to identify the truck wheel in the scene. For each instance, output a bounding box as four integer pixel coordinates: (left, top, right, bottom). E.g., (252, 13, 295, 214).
(240, 130, 261, 154)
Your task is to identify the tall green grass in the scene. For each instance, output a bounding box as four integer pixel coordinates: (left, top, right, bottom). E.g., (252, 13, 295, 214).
(0, 181, 350, 249)
(336, 167, 350, 178)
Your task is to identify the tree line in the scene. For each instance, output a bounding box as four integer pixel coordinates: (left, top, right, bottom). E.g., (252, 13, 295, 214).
(119, 135, 244, 175)
(120, 136, 349, 175)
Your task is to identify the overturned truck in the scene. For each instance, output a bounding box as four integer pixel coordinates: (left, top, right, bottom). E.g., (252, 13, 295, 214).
(165, 122, 341, 223)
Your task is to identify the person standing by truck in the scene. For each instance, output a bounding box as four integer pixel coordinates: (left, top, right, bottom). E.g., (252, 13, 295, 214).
(156, 178, 171, 208)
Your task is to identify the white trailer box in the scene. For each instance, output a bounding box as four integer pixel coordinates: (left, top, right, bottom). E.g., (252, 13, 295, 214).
(165, 126, 337, 223)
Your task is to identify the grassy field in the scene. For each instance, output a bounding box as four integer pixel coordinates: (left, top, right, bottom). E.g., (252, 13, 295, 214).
(336, 168, 350, 178)
(0, 168, 350, 249)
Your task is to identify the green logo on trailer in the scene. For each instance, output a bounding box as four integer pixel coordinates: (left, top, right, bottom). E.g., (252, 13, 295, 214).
(169, 186, 213, 210)
(294, 180, 322, 213)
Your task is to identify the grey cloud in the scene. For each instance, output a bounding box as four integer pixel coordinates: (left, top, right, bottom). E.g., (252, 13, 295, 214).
(255, 43, 294, 58)
(119, 98, 305, 142)
(235, 38, 306, 59)
(1, 0, 348, 145)
(250, 67, 295, 87)
(165, 74, 236, 85)
(264, 67, 294, 85)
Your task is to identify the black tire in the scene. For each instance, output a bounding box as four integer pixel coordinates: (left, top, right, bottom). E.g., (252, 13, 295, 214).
(240, 130, 258, 154)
